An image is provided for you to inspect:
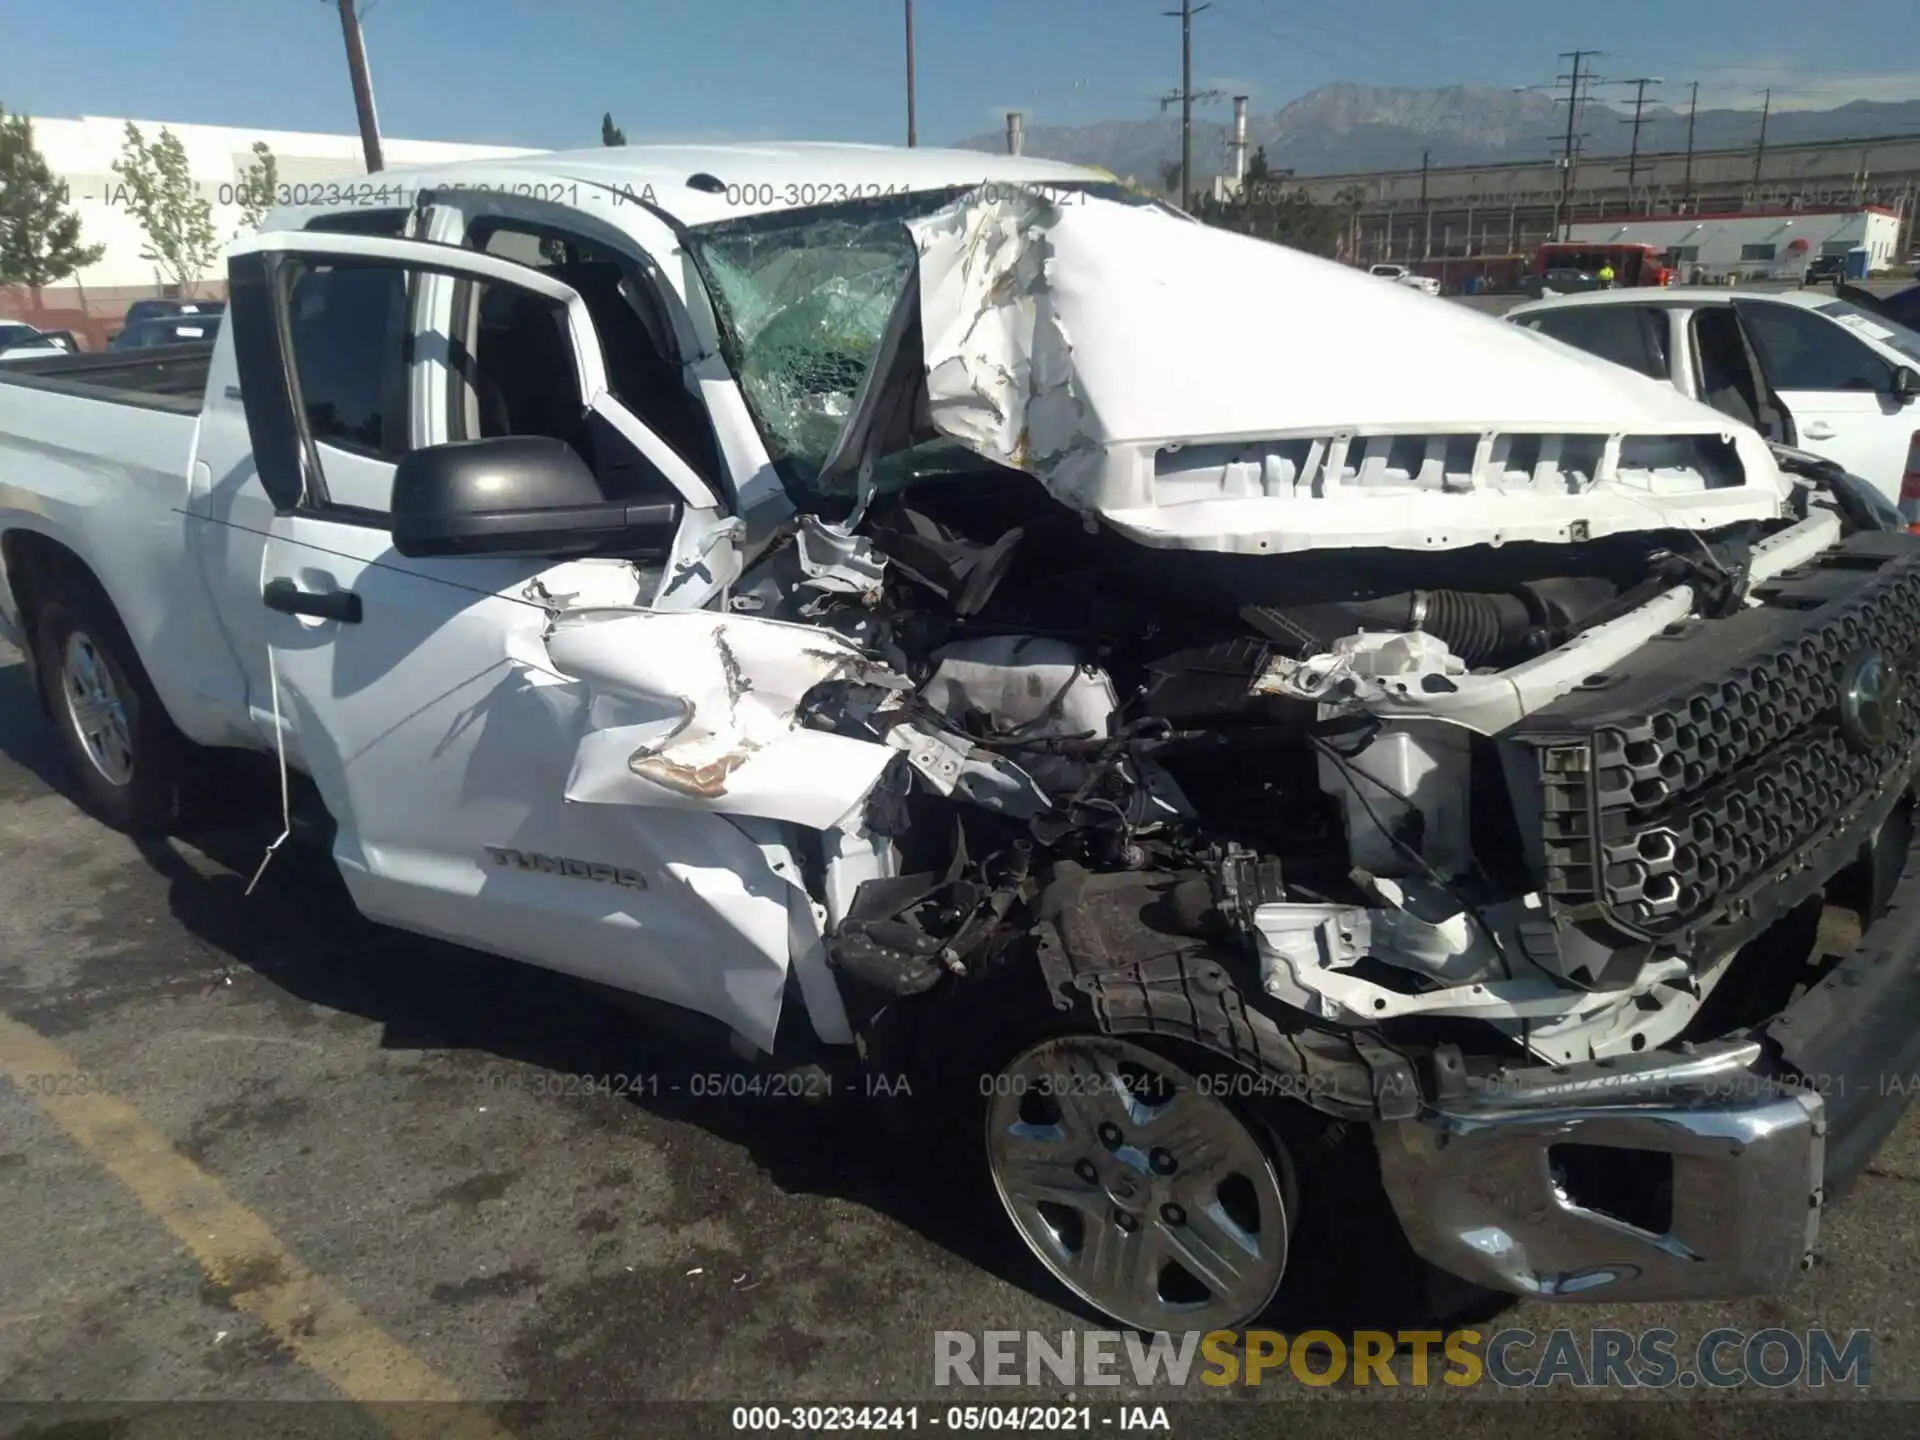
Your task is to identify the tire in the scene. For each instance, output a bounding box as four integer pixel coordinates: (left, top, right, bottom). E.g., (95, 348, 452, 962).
(32, 593, 183, 835)
(977, 1030, 1301, 1333)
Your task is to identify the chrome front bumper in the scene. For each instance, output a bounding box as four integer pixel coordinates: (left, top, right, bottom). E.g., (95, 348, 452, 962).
(1377, 843, 1920, 1303)
(1375, 1042, 1824, 1302)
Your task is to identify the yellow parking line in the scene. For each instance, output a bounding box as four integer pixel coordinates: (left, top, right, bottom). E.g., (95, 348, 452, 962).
(0, 1011, 512, 1440)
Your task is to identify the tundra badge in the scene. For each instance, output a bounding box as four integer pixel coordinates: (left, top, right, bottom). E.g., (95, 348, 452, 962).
(483, 847, 648, 889)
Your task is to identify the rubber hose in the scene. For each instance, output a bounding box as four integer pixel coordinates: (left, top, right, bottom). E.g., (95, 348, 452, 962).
(1334, 590, 1531, 665)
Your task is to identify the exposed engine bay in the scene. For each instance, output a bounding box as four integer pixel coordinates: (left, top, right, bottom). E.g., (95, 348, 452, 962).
(526, 167, 1920, 1108)
(533, 451, 1914, 1090)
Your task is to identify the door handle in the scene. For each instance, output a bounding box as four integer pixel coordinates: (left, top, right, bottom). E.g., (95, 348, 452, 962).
(1801, 421, 1838, 440)
(263, 577, 362, 624)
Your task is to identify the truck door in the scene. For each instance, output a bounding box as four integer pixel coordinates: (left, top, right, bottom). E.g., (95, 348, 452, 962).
(1687, 303, 1793, 444)
(220, 229, 823, 1051)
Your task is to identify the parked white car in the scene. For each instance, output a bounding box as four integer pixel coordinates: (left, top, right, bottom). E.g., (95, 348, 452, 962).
(4, 143, 1920, 1334)
(1367, 262, 1441, 296)
(1508, 288, 1920, 516)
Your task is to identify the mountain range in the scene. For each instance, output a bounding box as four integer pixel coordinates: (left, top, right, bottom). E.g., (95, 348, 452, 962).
(953, 83, 1920, 182)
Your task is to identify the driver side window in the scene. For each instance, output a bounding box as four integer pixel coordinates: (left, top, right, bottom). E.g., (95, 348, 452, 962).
(281, 258, 676, 519)
(466, 217, 721, 485)
(440, 276, 682, 505)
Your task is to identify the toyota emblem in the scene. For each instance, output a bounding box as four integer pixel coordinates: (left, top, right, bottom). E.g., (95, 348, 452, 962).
(1839, 651, 1903, 752)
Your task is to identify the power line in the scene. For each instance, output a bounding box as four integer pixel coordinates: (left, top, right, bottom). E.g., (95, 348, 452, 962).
(1682, 79, 1699, 209)
(1209, 0, 1407, 75)
(1589, 54, 1908, 93)
(1614, 76, 1663, 194)
(1552, 49, 1604, 241)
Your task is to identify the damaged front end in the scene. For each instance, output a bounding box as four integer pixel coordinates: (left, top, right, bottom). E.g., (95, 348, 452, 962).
(533, 184, 1920, 1313)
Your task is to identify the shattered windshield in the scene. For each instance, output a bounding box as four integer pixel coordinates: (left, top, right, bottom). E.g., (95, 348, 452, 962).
(687, 182, 1160, 497)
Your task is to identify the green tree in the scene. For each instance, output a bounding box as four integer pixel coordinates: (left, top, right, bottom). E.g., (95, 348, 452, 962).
(601, 112, 627, 146)
(0, 104, 104, 304)
(233, 140, 279, 234)
(112, 122, 219, 296)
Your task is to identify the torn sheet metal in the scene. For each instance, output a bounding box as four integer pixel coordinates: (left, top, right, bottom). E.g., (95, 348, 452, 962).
(906, 197, 1101, 503)
(540, 610, 899, 830)
(726, 815, 855, 1048)
(794, 515, 887, 600)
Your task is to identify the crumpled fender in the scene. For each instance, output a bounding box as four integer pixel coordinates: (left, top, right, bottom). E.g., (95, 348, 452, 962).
(537, 609, 899, 830)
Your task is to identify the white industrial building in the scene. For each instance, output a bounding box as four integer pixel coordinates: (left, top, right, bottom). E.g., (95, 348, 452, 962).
(8, 114, 541, 301)
(1565, 206, 1904, 282)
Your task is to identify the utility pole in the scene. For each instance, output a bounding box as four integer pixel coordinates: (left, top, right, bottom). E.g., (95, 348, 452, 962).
(1160, 0, 1215, 211)
(1615, 76, 1662, 200)
(1682, 80, 1699, 211)
(1419, 148, 1431, 260)
(1227, 95, 1249, 188)
(904, 0, 918, 147)
(332, 0, 384, 173)
(1752, 87, 1772, 186)
(1552, 49, 1603, 242)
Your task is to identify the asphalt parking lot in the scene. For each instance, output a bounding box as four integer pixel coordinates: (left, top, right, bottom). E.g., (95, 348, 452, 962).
(5, 620, 1920, 1438)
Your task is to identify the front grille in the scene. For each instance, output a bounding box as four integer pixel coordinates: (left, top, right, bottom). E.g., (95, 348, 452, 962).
(1513, 532, 1920, 947)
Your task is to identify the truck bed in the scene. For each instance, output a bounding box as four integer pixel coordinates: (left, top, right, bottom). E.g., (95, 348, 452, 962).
(0, 342, 215, 414)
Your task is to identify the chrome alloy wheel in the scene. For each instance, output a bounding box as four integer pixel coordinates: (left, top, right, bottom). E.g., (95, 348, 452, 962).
(985, 1035, 1289, 1331)
(60, 630, 134, 787)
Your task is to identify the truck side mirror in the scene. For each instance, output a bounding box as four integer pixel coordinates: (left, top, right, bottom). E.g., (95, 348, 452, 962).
(1893, 366, 1920, 406)
(389, 435, 682, 560)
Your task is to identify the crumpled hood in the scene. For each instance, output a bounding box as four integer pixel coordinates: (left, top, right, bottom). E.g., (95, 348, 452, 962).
(843, 192, 1787, 554)
(912, 197, 1720, 447)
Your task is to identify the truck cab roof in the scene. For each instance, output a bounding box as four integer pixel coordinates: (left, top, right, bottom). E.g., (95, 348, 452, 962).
(264, 142, 1113, 231)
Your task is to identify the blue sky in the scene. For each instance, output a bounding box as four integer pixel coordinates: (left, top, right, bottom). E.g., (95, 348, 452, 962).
(3, 0, 1917, 148)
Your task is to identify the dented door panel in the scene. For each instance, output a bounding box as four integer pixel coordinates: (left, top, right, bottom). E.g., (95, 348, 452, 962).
(262, 540, 809, 1051)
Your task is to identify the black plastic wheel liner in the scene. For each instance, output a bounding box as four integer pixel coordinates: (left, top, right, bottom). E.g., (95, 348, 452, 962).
(1026, 861, 1419, 1124)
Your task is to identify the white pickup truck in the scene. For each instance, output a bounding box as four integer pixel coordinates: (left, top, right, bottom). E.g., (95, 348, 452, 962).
(5, 142, 1920, 1333)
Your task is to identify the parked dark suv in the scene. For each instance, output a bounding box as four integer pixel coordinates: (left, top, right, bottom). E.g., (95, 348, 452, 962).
(1802, 254, 1848, 286)
(110, 315, 223, 351)
(120, 298, 224, 327)
(109, 299, 226, 347)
